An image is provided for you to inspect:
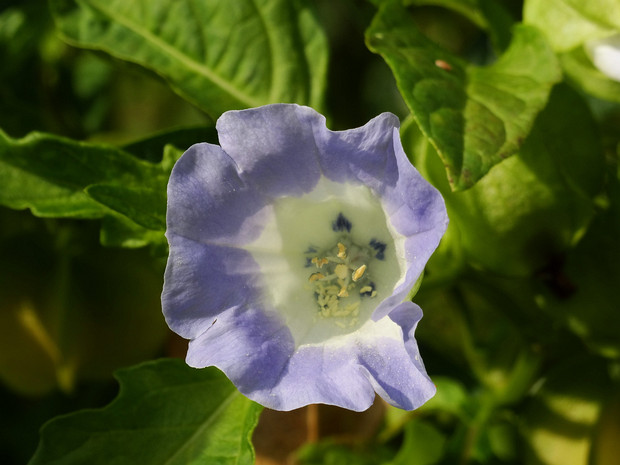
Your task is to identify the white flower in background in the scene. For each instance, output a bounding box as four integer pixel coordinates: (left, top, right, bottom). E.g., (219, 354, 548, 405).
(586, 33, 620, 82)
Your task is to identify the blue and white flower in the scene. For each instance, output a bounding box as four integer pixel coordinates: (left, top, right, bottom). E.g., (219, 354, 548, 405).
(162, 104, 448, 412)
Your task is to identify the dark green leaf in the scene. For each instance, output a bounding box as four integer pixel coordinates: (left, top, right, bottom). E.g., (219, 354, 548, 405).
(537, 173, 620, 359)
(0, 130, 146, 218)
(29, 359, 263, 465)
(122, 126, 217, 163)
(0, 129, 182, 248)
(49, 0, 328, 118)
(404, 0, 514, 52)
(86, 184, 166, 231)
(366, 1, 560, 190)
(297, 440, 393, 465)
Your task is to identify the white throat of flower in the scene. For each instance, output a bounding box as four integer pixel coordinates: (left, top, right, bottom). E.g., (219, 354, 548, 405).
(246, 177, 406, 346)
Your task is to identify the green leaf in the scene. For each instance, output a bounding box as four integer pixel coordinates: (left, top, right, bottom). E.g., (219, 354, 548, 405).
(0, 130, 146, 219)
(366, 1, 561, 190)
(403, 0, 514, 52)
(537, 174, 620, 359)
(524, 0, 620, 52)
(389, 420, 446, 465)
(49, 0, 328, 118)
(406, 84, 604, 276)
(29, 359, 263, 465)
(560, 47, 620, 104)
(0, 129, 187, 248)
(296, 441, 393, 465)
(521, 356, 612, 465)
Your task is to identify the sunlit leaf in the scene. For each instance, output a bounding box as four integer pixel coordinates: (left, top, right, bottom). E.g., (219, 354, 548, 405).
(560, 47, 620, 104)
(522, 356, 612, 465)
(524, 0, 620, 52)
(405, 84, 604, 276)
(29, 359, 262, 465)
(49, 0, 328, 118)
(367, 0, 560, 190)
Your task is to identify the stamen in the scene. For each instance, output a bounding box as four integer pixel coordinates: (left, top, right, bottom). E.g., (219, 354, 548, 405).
(309, 272, 325, 282)
(305, 232, 382, 325)
(311, 257, 329, 268)
(337, 242, 347, 259)
(352, 264, 367, 282)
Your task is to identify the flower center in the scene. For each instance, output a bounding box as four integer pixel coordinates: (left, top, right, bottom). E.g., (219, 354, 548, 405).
(304, 213, 387, 328)
(246, 177, 405, 345)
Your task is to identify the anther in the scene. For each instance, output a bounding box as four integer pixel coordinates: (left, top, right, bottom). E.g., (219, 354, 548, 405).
(337, 242, 347, 259)
(352, 264, 367, 282)
(311, 257, 329, 268)
(309, 272, 325, 282)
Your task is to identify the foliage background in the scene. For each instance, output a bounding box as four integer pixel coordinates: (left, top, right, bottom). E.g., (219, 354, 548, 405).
(1, 0, 619, 464)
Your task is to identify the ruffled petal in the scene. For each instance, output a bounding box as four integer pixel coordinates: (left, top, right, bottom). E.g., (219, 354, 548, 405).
(186, 306, 295, 394)
(310, 112, 401, 192)
(242, 302, 434, 411)
(216, 104, 323, 197)
(162, 234, 263, 339)
(361, 302, 436, 410)
(371, 129, 449, 320)
(166, 142, 269, 246)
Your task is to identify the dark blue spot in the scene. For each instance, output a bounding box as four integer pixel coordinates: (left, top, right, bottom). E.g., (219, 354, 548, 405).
(305, 246, 317, 254)
(370, 239, 386, 260)
(332, 213, 352, 233)
(360, 282, 376, 297)
(305, 257, 313, 268)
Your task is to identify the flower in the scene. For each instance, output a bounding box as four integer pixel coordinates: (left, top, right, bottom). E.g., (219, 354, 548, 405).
(586, 33, 620, 82)
(162, 104, 448, 412)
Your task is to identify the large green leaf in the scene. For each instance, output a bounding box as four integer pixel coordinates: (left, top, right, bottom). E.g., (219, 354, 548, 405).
(366, 1, 561, 190)
(403, 0, 514, 52)
(524, 0, 620, 52)
(0, 129, 175, 247)
(406, 84, 604, 276)
(29, 359, 263, 465)
(49, 0, 328, 118)
(0, 130, 145, 218)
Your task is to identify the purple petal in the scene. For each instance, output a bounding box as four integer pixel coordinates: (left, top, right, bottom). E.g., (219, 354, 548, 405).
(216, 104, 323, 197)
(240, 303, 434, 411)
(311, 112, 401, 192)
(248, 343, 377, 411)
(166, 142, 269, 246)
(162, 234, 263, 339)
(186, 306, 295, 393)
(362, 302, 436, 409)
(372, 129, 448, 320)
